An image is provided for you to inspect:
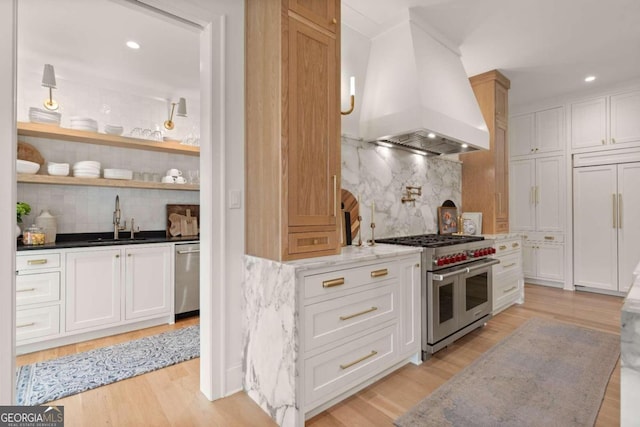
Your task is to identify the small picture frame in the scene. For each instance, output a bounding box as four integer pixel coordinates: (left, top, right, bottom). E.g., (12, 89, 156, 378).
(462, 212, 483, 236)
(438, 206, 458, 234)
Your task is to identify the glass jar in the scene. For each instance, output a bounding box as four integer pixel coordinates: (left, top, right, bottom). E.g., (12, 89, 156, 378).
(23, 225, 46, 245)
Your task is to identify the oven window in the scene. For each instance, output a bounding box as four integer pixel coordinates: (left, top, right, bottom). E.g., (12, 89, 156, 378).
(465, 272, 488, 311)
(439, 282, 454, 324)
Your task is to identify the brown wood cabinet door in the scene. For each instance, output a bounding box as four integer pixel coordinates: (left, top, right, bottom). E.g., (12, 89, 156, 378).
(289, 0, 338, 32)
(495, 122, 509, 223)
(495, 84, 508, 126)
(287, 16, 339, 228)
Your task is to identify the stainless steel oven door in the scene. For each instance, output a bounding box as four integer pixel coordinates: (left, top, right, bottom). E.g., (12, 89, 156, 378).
(427, 271, 459, 344)
(458, 259, 499, 327)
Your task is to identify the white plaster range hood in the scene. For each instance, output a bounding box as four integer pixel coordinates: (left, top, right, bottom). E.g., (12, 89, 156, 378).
(359, 9, 489, 156)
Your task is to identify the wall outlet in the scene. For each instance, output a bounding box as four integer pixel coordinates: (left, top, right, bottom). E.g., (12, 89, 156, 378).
(229, 190, 242, 209)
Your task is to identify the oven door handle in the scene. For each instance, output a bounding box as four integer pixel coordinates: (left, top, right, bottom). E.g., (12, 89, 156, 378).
(431, 259, 500, 281)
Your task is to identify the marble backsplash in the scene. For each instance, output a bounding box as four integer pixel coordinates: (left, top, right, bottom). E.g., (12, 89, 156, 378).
(341, 136, 461, 239)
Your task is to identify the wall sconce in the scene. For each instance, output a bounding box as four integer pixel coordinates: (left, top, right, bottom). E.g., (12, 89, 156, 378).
(163, 97, 187, 130)
(42, 64, 58, 111)
(341, 76, 355, 115)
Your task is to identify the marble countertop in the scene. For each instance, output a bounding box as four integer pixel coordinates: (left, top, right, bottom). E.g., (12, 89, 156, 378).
(481, 233, 523, 241)
(284, 244, 422, 271)
(623, 260, 640, 314)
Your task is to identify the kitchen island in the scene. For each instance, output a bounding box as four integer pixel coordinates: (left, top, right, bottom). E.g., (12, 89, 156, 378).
(621, 260, 640, 426)
(243, 244, 422, 426)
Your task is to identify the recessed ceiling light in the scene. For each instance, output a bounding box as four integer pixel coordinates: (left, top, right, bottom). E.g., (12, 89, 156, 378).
(427, 132, 436, 139)
(126, 41, 140, 50)
(584, 75, 596, 83)
(461, 143, 469, 148)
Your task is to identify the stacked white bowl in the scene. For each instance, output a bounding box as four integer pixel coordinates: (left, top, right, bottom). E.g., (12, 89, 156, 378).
(47, 162, 70, 176)
(29, 107, 61, 125)
(73, 161, 101, 178)
(16, 159, 40, 174)
(104, 124, 124, 136)
(70, 117, 98, 132)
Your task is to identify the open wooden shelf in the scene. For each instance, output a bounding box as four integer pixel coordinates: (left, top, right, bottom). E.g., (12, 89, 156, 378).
(17, 121, 200, 157)
(18, 174, 199, 191)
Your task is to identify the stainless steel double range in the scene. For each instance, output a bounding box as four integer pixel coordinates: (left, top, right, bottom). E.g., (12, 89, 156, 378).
(377, 234, 499, 360)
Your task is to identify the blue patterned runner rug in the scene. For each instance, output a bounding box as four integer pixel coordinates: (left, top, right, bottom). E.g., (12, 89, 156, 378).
(16, 325, 199, 405)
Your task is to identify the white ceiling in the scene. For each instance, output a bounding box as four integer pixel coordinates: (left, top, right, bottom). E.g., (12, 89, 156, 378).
(17, 0, 640, 110)
(342, 0, 640, 108)
(17, 0, 200, 100)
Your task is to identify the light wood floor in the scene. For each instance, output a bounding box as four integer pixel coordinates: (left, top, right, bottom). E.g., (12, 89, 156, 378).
(17, 284, 623, 426)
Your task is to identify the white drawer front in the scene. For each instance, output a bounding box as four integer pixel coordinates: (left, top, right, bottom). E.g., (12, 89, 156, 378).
(522, 232, 564, 243)
(16, 253, 60, 271)
(495, 239, 522, 255)
(493, 253, 521, 276)
(494, 272, 522, 307)
(16, 272, 60, 306)
(304, 284, 397, 352)
(304, 262, 398, 301)
(304, 324, 397, 408)
(16, 305, 60, 342)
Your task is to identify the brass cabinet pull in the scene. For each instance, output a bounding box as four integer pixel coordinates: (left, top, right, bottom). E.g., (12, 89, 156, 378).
(499, 245, 507, 250)
(127, 253, 132, 257)
(543, 236, 554, 241)
(613, 194, 617, 229)
(339, 306, 378, 321)
(27, 259, 47, 265)
(340, 350, 378, 370)
(370, 269, 388, 278)
(16, 287, 36, 293)
(503, 286, 518, 293)
(322, 277, 345, 288)
(503, 263, 516, 269)
(619, 193, 623, 229)
(115, 254, 120, 258)
(601, 139, 606, 145)
(612, 138, 616, 144)
(17, 322, 35, 328)
(535, 186, 540, 204)
(332, 18, 337, 24)
(512, 242, 519, 248)
(530, 187, 534, 205)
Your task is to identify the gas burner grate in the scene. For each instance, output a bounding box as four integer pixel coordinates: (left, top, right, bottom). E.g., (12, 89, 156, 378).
(377, 234, 484, 248)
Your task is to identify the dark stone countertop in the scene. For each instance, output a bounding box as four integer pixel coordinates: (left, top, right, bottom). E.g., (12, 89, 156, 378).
(17, 230, 199, 251)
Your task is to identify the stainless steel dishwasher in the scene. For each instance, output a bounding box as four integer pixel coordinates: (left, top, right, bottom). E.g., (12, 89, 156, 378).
(175, 242, 200, 319)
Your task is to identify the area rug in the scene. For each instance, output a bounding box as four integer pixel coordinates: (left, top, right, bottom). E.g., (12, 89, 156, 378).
(16, 325, 199, 406)
(395, 317, 619, 427)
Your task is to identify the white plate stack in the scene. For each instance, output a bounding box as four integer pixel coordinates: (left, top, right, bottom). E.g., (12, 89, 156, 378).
(104, 124, 124, 136)
(29, 107, 61, 125)
(73, 160, 101, 178)
(70, 117, 98, 132)
(103, 168, 133, 180)
(47, 162, 70, 176)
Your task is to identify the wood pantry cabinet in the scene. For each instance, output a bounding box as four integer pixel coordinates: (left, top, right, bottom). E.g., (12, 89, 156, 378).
(461, 70, 511, 234)
(245, 0, 341, 261)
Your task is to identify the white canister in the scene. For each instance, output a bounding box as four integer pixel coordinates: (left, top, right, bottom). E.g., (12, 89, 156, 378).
(35, 210, 57, 244)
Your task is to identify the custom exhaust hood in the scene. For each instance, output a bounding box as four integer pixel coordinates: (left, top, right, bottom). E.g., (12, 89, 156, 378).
(359, 9, 489, 156)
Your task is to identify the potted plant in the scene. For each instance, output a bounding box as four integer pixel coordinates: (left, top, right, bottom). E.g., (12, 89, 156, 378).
(16, 201, 31, 236)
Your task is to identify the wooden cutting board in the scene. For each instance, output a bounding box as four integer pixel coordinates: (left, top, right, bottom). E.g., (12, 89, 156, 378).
(166, 204, 200, 237)
(17, 141, 45, 165)
(341, 189, 360, 239)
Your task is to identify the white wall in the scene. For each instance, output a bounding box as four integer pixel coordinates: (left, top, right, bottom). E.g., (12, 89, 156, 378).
(0, 0, 17, 406)
(340, 25, 370, 138)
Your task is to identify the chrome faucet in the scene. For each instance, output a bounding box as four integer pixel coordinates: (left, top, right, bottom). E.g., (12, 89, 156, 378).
(113, 195, 126, 239)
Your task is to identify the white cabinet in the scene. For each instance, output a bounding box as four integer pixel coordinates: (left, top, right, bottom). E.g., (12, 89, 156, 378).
(574, 161, 640, 292)
(399, 257, 421, 356)
(522, 233, 565, 285)
(491, 237, 524, 314)
(510, 107, 564, 157)
(510, 156, 565, 232)
(571, 91, 640, 151)
(16, 251, 63, 344)
(66, 245, 173, 331)
(124, 245, 172, 320)
(65, 248, 121, 331)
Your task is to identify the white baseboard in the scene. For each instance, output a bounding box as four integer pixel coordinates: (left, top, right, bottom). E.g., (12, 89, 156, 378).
(225, 363, 243, 396)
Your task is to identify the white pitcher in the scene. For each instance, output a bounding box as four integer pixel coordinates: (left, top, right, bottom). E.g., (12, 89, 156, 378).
(35, 209, 57, 244)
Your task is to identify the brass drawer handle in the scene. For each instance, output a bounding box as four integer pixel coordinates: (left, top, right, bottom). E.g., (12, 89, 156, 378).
(502, 263, 516, 269)
(16, 287, 36, 293)
(322, 278, 345, 288)
(17, 322, 35, 328)
(370, 269, 388, 278)
(27, 259, 47, 265)
(503, 286, 518, 293)
(512, 243, 519, 248)
(499, 245, 507, 250)
(340, 350, 378, 370)
(543, 236, 554, 241)
(339, 306, 378, 321)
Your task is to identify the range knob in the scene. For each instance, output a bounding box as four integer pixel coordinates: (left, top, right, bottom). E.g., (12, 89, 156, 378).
(455, 254, 462, 262)
(474, 250, 480, 257)
(491, 247, 496, 254)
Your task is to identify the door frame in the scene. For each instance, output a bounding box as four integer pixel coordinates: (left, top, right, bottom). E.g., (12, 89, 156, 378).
(0, 0, 229, 402)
